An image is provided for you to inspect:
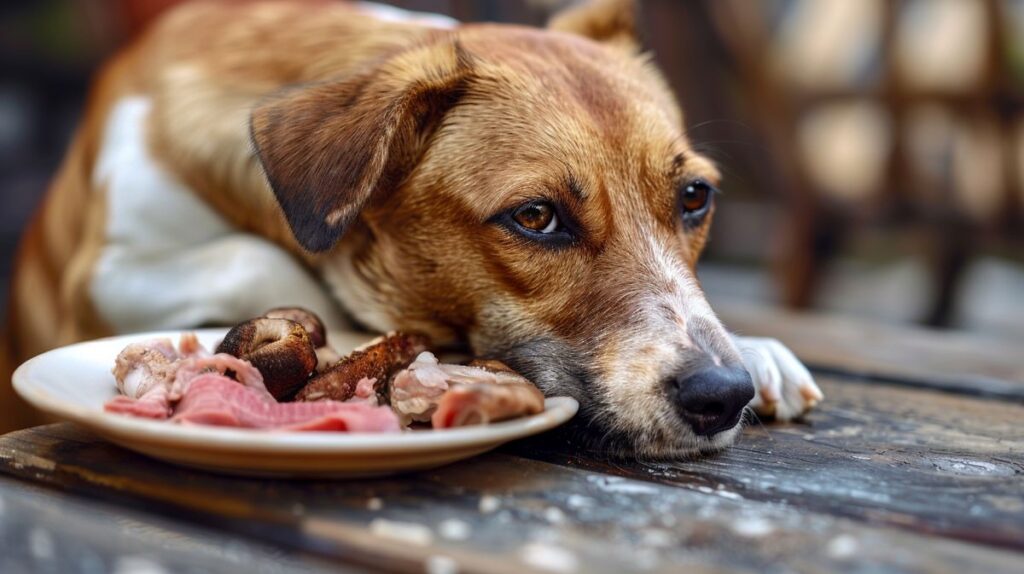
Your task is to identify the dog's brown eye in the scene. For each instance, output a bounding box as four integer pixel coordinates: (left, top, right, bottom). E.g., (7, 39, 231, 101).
(513, 202, 558, 233)
(680, 180, 715, 215)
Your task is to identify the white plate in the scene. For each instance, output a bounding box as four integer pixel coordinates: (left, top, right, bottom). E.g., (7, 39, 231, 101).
(12, 329, 578, 477)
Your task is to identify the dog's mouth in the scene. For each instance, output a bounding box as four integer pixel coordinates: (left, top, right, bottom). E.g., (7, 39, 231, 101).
(544, 407, 744, 460)
(483, 337, 745, 459)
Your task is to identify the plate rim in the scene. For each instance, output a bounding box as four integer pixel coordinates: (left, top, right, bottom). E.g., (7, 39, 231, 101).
(12, 329, 579, 455)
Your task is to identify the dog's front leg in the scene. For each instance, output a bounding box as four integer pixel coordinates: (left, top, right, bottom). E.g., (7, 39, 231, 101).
(731, 336, 824, 420)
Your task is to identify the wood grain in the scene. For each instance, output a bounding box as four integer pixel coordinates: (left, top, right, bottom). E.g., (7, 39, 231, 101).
(0, 421, 1021, 574)
(0, 476, 344, 574)
(508, 374, 1024, 550)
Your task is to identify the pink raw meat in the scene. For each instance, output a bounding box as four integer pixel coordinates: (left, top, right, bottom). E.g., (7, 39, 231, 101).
(104, 387, 172, 419)
(105, 333, 271, 419)
(173, 374, 400, 432)
(169, 353, 268, 400)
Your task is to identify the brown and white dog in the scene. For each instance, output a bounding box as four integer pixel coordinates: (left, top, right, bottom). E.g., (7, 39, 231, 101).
(3, 0, 822, 454)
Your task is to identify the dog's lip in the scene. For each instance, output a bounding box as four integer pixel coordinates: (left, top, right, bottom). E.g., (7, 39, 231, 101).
(705, 411, 745, 436)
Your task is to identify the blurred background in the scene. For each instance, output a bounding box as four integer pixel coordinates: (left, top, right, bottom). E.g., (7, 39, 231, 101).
(1, 0, 1022, 339)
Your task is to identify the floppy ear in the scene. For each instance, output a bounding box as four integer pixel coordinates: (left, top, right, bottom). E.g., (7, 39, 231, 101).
(250, 40, 472, 252)
(547, 0, 640, 52)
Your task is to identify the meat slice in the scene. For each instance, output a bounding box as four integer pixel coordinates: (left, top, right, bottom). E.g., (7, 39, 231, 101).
(106, 334, 269, 419)
(432, 382, 546, 428)
(104, 388, 173, 419)
(390, 352, 545, 427)
(173, 374, 400, 432)
(169, 353, 268, 400)
(296, 332, 428, 402)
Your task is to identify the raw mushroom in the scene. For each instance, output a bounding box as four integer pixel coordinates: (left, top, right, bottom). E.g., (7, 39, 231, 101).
(263, 307, 327, 348)
(217, 318, 317, 400)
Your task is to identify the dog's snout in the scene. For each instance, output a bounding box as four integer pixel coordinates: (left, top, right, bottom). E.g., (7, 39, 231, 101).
(670, 365, 755, 437)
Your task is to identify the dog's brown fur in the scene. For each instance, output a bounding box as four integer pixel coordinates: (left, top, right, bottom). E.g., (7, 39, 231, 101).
(5, 0, 744, 455)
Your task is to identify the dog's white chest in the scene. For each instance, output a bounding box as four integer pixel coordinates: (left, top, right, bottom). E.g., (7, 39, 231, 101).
(89, 97, 347, 333)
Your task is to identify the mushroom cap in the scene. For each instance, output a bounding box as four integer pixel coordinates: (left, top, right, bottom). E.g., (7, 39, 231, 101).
(217, 318, 317, 400)
(263, 307, 327, 348)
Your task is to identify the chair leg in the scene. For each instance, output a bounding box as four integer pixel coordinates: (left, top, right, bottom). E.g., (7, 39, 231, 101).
(923, 220, 971, 328)
(780, 202, 844, 309)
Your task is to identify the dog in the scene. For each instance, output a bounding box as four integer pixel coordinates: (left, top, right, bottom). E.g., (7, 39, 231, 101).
(4, 0, 822, 454)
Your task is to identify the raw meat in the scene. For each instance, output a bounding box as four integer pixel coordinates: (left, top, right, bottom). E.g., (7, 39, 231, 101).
(432, 382, 545, 428)
(104, 388, 173, 419)
(390, 351, 545, 427)
(390, 352, 451, 425)
(112, 338, 179, 399)
(105, 334, 269, 419)
(172, 374, 400, 432)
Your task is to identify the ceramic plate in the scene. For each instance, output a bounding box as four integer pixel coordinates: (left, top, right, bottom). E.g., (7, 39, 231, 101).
(12, 329, 578, 477)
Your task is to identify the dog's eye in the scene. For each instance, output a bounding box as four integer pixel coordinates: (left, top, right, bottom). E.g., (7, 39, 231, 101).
(512, 202, 559, 234)
(680, 180, 715, 218)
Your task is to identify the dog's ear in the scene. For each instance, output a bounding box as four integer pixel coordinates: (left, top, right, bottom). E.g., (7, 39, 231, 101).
(250, 40, 472, 252)
(547, 0, 640, 52)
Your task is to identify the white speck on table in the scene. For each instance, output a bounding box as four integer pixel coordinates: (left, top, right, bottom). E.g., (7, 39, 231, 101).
(521, 542, 579, 573)
(367, 497, 383, 511)
(585, 475, 659, 495)
(28, 527, 55, 560)
(478, 495, 501, 514)
(827, 534, 859, 559)
(369, 519, 433, 546)
(112, 556, 170, 574)
(565, 495, 594, 509)
(731, 517, 775, 538)
(425, 554, 459, 574)
(543, 507, 566, 524)
(438, 518, 471, 541)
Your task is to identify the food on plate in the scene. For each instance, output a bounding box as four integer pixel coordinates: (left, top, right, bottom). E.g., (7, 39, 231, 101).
(263, 307, 327, 348)
(216, 318, 318, 400)
(295, 332, 429, 402)
(173, 374, 399, 431)
(390, 352, 544, 427)
(104, 308, 548, 432)
(105, 331, 399, 431)
(315, 346, 342, 373)
(432, 381, 546, 428)
(106, 335, 269, 419)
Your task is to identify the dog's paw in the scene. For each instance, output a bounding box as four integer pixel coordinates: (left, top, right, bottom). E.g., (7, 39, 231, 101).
(732, 336, 823, 421)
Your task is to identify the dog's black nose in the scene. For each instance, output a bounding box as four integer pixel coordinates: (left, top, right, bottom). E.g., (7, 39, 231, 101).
(671, 365, 755, 437)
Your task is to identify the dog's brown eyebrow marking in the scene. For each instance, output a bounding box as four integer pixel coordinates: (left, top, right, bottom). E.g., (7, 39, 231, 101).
(671, 152, 687, 172)
(566, 174, 586, 201)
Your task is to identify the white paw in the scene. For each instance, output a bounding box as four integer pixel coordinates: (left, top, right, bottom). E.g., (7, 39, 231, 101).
(732, 336, 823, 421)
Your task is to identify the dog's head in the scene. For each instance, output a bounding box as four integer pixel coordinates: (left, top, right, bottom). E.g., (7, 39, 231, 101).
(250, 0, 753, 458)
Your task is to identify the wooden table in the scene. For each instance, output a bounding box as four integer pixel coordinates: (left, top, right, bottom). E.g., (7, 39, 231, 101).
(1, 304, 1022, 573)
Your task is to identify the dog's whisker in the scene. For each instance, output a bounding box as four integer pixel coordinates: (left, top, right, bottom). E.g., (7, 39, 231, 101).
(743, 406, 774, 441)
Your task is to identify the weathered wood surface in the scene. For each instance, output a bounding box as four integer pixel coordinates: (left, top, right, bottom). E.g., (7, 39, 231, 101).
(2, 305, 1023, 572)
(509, 374, 1024, 550)
(1, 409, 1021, 574)
(717, 301, 1024, 399)
(0, 476, 344, 574)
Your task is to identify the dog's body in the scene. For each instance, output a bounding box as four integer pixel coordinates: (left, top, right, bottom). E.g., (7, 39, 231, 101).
(5, 0, 821, 452)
